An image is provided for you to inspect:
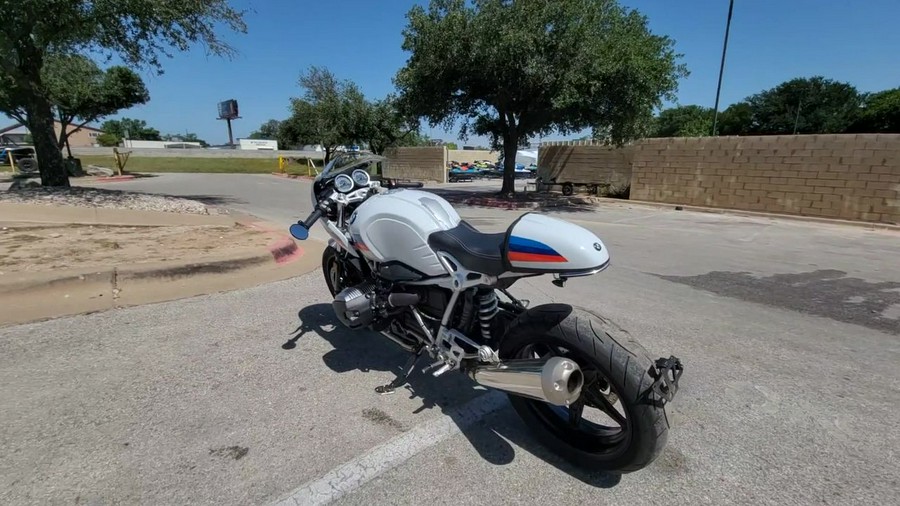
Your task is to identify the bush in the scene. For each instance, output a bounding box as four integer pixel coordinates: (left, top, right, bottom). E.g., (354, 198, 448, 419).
(96, 133, 120, 147)
(604, 183, 630, 199)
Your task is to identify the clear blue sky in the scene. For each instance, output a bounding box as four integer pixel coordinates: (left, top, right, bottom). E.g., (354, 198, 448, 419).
(9, 0, 900, 145)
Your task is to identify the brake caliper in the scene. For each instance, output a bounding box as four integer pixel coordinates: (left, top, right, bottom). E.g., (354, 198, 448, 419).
(650, 356, 684, 403)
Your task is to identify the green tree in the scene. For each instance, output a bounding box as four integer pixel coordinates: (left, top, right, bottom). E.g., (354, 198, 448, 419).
(42, 53, 149, 154)
(445, 142, 458, 150)
(396, 0, 685, 195)
(249, 119, 282, 139)
(279, 67, 366, 164)
(101, 118, 161, 141)
(716, 102, 754, 136)
(163, 132, 209, 147)
(0, 53, 149, 154)
(849, 88, 900, 133)
(96, 132, 120, 147)
(0, 1, 245, 187)
(653, 105, 713, 137)
(397, 130, 431, 148)
(356, 96, 424, 155)
(745, 76, 862, 134)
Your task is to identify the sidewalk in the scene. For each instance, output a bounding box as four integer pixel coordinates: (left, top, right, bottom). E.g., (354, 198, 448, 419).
(0, 203, 324, 326)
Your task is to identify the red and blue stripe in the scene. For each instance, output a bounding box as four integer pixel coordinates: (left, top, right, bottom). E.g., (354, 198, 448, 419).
(507, 236, 567, 263)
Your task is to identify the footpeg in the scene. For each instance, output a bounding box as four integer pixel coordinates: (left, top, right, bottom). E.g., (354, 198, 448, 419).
(649, 356, 683, 402)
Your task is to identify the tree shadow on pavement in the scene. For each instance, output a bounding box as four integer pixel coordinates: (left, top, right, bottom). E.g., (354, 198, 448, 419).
(424, 187, 596, 214)
(282, 303, 622, 488)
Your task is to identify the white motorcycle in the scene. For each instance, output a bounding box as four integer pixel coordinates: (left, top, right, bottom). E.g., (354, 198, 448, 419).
(290, 154, 683, 473)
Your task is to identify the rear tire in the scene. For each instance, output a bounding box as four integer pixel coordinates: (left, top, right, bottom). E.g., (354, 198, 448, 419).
(499, 305, 671, 473)
(561, 182, 574, 196)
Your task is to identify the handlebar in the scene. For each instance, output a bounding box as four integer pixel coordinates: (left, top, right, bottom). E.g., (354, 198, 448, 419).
(301, 207, 324, 230)
(383, 178, 424, 189)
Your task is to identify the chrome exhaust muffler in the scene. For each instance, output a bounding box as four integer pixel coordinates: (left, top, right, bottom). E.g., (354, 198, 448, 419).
(469, 357, 584, 406)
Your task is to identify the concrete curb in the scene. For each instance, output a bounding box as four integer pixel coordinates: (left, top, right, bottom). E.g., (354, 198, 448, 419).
(591, 198, 900, 232)
(0, 202, 234, 227)
(270, 172, 315, 180)
(89, 175, 137, 183)
(0, 237, 326, 327)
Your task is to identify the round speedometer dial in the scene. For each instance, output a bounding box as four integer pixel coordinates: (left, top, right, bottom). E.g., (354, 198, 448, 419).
(334, 174, 354, 193)
(352, 169, 370, 187)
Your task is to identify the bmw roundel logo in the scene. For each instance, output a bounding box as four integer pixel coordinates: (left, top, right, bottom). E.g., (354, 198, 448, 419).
(593, 243, 603, 251)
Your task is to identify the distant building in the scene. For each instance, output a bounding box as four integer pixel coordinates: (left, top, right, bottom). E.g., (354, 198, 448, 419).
(238, 138, 278, 150)
(0, 121, 103, 147)
(122, 140, 203, 149)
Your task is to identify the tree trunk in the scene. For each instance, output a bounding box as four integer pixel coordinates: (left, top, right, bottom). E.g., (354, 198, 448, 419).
(25, 94, 69, 187)
(499, 132, 519, 197)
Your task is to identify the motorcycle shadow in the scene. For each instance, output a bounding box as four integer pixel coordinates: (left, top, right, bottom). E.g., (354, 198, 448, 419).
(284, 303, 621, 488)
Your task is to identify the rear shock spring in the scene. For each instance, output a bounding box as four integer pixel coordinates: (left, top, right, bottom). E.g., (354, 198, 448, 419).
(476, 290, 499, 341)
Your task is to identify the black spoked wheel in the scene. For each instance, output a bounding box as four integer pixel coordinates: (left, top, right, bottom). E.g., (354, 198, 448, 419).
(321, 246, 360, 297)
(514, 341, 632, 457)
(500, 305, 671, 473)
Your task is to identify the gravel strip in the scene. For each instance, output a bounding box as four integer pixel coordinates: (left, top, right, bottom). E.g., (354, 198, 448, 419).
(1, 186, 220, 215)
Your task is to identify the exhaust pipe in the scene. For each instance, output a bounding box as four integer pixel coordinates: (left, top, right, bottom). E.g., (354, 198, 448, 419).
(469, 357, 584, 406)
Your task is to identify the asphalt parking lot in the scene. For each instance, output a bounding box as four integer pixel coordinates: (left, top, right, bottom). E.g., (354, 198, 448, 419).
(2, 174, 898, 505)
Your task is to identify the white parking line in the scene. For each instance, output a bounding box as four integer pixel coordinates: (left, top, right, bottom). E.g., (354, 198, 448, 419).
(271, 391, 509, 506)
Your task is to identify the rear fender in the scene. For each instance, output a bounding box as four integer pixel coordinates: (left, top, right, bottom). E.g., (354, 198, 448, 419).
(498, 303, 575, 353)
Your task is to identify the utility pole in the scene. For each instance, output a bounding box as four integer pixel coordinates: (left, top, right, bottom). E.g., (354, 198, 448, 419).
(712, 0, 735, 136)
(793, 99, 802, 134)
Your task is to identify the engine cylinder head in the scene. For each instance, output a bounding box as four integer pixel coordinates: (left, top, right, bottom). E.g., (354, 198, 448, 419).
(333, 282, 376, 329)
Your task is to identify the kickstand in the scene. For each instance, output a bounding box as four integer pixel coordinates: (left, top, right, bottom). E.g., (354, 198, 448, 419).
(375, 346, 424, 395)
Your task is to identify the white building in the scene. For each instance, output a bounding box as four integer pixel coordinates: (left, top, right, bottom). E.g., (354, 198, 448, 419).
(238, 138, 278, 151)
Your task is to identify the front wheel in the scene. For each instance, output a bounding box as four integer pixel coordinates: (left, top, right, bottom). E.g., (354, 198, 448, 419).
(499, 305, 674, 473)
(321, 245, 361, 297)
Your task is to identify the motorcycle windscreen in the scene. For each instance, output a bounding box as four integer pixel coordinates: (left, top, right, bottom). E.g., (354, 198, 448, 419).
(503, 213, 610, 273)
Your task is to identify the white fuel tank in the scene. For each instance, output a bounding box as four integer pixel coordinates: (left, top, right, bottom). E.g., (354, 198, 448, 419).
(347, 189, 461, 277)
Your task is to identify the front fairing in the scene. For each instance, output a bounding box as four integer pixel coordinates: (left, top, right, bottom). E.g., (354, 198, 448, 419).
(312, 153, 386, 205)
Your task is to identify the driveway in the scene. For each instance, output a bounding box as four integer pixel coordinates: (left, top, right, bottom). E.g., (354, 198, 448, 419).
(2, 173, 898, 505)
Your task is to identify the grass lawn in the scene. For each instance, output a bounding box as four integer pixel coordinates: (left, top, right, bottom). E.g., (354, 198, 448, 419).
(75, 155, 319, 176)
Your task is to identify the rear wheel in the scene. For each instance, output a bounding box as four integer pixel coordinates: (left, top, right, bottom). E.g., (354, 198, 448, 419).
(500, 305, 672, 473)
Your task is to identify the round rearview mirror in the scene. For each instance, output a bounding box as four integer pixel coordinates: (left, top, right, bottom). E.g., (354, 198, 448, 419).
(289, 223, 309, 240)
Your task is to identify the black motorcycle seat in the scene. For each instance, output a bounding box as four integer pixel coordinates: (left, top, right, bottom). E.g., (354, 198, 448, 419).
(428, 220, 506, 276)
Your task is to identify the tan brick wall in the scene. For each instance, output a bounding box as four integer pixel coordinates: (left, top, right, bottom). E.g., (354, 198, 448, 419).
(630, 134, 900, 225)
(537, 145, 633, 187)
(448, 149, 498, 164)
(384, 146, 448, 183)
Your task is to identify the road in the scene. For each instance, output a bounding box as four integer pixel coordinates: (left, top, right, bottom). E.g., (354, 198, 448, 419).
(2, 174, 899, 505)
